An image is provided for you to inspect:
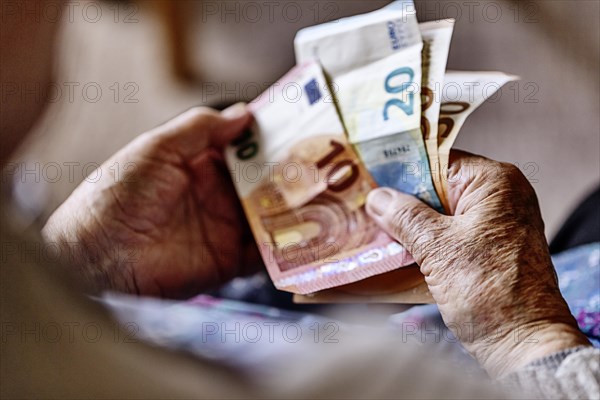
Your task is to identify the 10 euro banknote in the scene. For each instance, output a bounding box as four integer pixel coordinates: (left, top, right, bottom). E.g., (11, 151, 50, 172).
(225, 62, 415, 295)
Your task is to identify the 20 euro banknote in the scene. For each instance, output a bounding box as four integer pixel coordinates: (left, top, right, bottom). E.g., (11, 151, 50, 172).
(419, 20, 455, 211)
(295, 1, 444, 212)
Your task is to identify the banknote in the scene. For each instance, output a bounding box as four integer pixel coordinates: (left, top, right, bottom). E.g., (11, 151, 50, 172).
(225, 1, 518, 303)
(225, 62, 415, 295)
(294, 1, 421, 78)
(294, 266, 433, 304)
(295, 1, 444, 212)
(295, 70, 518, 304)
(438, 71, 519, 195)
(419, 20, 455, 212)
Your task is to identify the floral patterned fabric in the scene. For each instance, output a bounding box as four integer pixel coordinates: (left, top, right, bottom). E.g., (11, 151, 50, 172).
(392, 243, 600, 347)
(101, 243, 600, 374)
(553, 243, 600, 346)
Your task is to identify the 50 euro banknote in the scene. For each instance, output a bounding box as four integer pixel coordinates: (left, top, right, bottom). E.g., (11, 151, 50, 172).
(225, 62, 415, 295)
(437, 71, 519, 198)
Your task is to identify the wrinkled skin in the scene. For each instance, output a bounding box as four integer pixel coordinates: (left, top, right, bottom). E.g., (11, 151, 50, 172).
(43, 106, 261, 299)
(44, 107, 590, 377)
(366, 151, 590, 377)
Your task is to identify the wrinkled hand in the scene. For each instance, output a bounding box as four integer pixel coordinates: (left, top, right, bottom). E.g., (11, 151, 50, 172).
(43, 105, 261, 298)
(366, 151, 590, 376)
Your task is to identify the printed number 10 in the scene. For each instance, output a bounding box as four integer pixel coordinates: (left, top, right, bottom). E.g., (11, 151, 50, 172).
(383, 67, 415, 120)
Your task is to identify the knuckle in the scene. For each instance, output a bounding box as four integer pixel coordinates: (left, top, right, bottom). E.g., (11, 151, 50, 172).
(499, 162, 535, 194)
(499, 162, 521, 178)
(186, 107, 219, 125)
(187, 106, 211, 117)
(390, 205, 413, 237)
(390, 204, 431, 243)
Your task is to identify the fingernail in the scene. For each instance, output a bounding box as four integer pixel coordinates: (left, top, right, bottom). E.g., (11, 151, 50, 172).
(222, 102, 248, 119)
(366, 188, 394, 217)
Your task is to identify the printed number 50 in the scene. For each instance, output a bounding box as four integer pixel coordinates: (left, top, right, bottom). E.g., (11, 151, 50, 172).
(383, 67, 415, 120)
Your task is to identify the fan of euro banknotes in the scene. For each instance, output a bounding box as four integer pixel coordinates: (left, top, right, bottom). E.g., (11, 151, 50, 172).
(225, 1, 518, 303)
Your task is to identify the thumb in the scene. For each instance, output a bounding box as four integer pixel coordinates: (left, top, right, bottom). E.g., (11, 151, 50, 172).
(366, 188, 448, 263)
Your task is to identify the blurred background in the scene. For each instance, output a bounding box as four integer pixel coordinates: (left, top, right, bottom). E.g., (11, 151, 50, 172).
(7, 0, 600, 239)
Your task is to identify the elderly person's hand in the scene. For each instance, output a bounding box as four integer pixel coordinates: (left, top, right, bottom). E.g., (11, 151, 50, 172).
(365, 151, 590, 377)
(43, 105, 260, 298)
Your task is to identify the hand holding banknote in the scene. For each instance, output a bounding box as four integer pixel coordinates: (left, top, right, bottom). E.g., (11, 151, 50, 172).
(365, 151, 590, 376)
(226, 1, 520, 302)
(43, 106, 261, 298)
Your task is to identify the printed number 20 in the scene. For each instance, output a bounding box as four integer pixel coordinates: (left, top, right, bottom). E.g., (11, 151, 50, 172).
(383, 67, 415, 120)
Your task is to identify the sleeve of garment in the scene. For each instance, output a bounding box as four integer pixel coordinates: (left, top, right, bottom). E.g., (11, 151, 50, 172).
(498, 346, 600, 399)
